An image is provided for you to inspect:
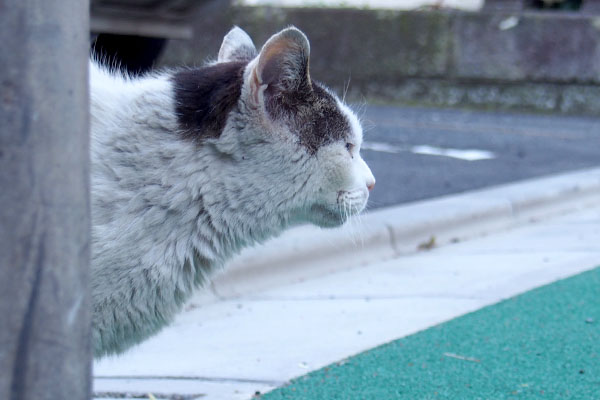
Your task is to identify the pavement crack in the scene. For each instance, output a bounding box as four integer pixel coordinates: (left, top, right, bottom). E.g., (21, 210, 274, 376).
(243, 294, 484, 301)
(93, 391, 204, 399)
(94, 375, 285, 387)
(385, 224, 400, 255)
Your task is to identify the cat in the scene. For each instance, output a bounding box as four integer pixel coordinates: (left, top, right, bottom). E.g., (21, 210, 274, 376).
(90, 26, 375, 358)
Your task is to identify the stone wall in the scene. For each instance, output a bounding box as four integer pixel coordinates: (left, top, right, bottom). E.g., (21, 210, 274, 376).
(160, 6, 600, 114)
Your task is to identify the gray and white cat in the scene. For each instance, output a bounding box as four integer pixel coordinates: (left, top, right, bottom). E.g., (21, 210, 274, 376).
(90, 26, 375, 358)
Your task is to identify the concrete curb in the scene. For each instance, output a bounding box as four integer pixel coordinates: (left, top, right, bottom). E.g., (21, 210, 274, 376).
(203, 167, 600, 301)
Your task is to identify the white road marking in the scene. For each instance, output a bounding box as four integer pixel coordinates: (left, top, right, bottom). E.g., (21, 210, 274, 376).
(361, 141, 404, 154)
(411, 145, 496, 161)
(499, 16, 520, 31)
(361, 141, 496, 161)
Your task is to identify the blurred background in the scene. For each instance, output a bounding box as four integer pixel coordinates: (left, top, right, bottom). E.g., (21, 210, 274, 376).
(86, 2, 600, 399)
(91, 0, 600, 210)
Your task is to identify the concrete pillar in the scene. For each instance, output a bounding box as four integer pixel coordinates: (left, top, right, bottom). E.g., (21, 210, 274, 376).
(0, 0, 91, 399)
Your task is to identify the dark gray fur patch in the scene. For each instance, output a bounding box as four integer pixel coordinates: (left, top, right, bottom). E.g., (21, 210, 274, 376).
(173, 61, 247, 142)
(173, 61, 350, 152)
(266, 82, 351, 154)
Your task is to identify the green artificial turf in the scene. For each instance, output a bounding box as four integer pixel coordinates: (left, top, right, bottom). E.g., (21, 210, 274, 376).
(261, 267, 600, 399)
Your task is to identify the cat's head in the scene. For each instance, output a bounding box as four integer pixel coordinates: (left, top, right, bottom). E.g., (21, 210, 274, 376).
(202, 27, 375, 228)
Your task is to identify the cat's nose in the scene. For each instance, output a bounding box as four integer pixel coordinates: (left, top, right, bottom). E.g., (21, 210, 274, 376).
(367, 180, 375, 192)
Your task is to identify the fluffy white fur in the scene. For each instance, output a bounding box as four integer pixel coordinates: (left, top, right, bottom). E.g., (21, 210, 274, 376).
(90, 27, 375, 357)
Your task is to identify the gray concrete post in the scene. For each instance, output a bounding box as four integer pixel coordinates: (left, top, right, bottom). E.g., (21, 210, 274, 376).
(0, 0, 91, 399)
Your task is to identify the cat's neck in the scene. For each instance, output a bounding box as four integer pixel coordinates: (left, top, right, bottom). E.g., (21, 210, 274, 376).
(91, 70, 289, 266)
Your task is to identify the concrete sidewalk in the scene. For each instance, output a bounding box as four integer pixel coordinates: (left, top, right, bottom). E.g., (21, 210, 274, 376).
(93, 167, 600, 400)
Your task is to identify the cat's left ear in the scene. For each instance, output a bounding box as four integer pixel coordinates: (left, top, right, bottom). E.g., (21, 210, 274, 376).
(218, 26, 257, 63)
(249, 27, 311, 105)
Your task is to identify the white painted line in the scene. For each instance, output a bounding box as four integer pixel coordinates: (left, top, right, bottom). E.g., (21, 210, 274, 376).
(361, 141, 496, 161)
(499, 16, 520, 31)
(361, 141, 405, 154)
(411, 145, 496, 161)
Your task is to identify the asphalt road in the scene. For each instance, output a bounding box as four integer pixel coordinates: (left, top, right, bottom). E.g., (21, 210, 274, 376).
(359, 105, 600, 209)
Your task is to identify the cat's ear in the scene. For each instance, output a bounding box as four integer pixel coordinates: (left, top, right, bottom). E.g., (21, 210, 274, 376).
(250, 27, 311, 104)
(218, 26, 257, 63)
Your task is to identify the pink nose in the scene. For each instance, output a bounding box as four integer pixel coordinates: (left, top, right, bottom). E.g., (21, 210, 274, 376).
(367, 181, 375, 192)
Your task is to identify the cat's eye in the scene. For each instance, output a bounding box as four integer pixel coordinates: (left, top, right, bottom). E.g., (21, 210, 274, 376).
(345, 142, 355, 154)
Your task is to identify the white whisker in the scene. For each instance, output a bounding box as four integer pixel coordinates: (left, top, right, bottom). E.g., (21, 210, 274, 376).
(342, 75, 351, 104)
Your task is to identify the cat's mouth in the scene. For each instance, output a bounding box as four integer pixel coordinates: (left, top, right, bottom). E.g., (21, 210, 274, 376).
(309, 203, 347, 228)
(337, 189, 368, 214)
(309, 190, 368, 228)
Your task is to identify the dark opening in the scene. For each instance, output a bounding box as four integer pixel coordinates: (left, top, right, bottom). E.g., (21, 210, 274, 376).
(91, 34, 166, 76)
(529, 0, 583, 10)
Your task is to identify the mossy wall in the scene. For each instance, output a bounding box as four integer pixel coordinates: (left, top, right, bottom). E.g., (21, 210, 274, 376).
(160, 7, 600, 114)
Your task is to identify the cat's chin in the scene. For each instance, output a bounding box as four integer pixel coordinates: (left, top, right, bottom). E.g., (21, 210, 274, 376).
(307, 204, 349, 228)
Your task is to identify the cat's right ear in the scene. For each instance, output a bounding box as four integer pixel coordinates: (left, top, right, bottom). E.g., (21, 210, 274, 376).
(218, 26, 257, 63)
(249, 27, 311, 107)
